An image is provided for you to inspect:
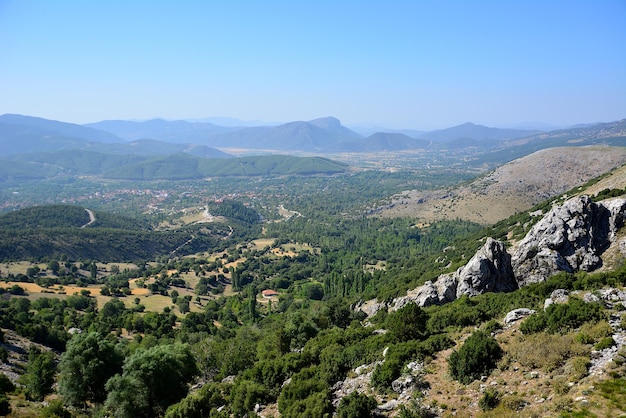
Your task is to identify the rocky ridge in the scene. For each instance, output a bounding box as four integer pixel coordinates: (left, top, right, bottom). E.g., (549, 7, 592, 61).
(359, 195, 626, 315)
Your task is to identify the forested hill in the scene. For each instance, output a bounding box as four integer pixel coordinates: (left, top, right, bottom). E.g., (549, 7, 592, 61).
(0, 205, 150, 230)
(104, 154, 348, 180)
(1, 153, 348, 181)
(0, 204, 258, 262)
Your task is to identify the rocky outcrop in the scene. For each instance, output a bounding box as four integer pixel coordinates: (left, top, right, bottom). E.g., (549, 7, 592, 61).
(512, 196, 626, 286)
(455, 237, 517, 297)
(358, 195, 626, 316)
(390, 238, 516, 309)
(544, 289, 570, 310)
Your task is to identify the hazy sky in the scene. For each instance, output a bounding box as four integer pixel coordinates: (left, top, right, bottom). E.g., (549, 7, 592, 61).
(1, 1, 625, 129)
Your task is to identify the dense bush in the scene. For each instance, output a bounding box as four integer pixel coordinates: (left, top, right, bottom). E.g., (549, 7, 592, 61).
(520, 298, 604, 334)
(336, 391, 378, 418)
(165, 383, 227, 418)
(0, 373, 15, 394)
(372, 334, 453, 390)
(0, 394, 10, 416)
(278, 366, 333, 418)
(479, 389, 501, 411)
(386, 303, 429, 342)
(448, 330, 503, 384)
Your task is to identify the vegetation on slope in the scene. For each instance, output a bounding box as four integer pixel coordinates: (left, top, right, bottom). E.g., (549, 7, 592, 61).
(0, 204, 260, 262)
(0, 160, 625, 417)
(104, 154, 348, 180)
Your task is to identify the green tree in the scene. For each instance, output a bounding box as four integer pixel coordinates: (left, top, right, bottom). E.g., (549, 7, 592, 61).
(22, 347, 56, 401)
(58, 332, 123, 408)
(90, 262, 97, 279)
(336, 391, 378, 418)
(386, 303, 429, 342)
(448, 330, 503, 385)
(26, 265, 40, 278)
(164, 383, 226, 418)
(48, 260, 60, 276)
(105, 343, 198, 418)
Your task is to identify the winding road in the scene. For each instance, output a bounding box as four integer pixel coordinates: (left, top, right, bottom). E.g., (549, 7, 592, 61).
(81, 208, 96, 228)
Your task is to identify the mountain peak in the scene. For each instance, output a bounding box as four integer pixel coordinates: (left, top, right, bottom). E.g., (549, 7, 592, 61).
(308, 116, 342, 129)
(456, 122, 479, 128)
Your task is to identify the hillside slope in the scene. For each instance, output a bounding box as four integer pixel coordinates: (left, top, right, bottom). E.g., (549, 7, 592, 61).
(378, 146, 626, 224)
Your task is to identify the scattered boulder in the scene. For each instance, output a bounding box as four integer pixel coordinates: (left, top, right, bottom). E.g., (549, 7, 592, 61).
(544, 289, 569, 309)
(332, 360, 381, 407)
(583, 292, 602, 304)
(504, 308, 536, 324)
(391, 375, 415, 394)
(377, 399, 400, 411)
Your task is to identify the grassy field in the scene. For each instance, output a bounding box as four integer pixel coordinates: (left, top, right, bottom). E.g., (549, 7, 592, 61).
(0, 278, 204, 316)
(0, 238, 315, 320)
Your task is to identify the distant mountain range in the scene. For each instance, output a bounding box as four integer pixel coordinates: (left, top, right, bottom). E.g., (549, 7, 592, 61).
(84, 116, 542, 153)
(1, 113, 625, 180)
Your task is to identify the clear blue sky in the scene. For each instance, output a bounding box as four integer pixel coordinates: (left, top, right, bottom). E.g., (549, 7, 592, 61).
(1, 0, 625, 129)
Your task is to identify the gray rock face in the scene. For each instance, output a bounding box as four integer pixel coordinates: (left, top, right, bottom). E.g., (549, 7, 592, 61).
(512, 196, 626, 287)
(358, 195, 626, 317)
(411, 274, 458, 307)
(455, 237, 517, 297)
(392, 238, 516, 308)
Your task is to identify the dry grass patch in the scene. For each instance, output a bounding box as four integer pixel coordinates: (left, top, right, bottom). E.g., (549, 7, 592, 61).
(507, 333, 588, 372)
(250, 238, 275, 249)
(1, 261, 46, 276)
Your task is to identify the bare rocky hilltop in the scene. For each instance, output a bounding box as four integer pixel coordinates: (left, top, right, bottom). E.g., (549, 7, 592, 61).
(378, 146, 626, 224)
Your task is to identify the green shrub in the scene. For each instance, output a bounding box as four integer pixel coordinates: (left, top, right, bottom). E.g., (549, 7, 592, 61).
(501, 395, 528, 412)
(386, 303, 428, 342)
(448, 330, 503, 385)
(482, 319, 502, 335)
(40, 399, 72, 418)
(567, 357, 591, 381)
(550, 376, 571, 395)
(372, 356, 403, 390)
(520, 312, 548, 334)
(165, 383, 226, 418)
(372, 335, 453, 390)
(336, 392, 377, 418)
(0, 373, 15, 394)
(595, 337, 616, 350)
(230, 380, 270, 417)
(520, 298, 604, 335)
(278, 367, 333, 418)
(0, 393, 10, 416)
(574, 332, 594, 344)
(479, 389, 501, 411)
